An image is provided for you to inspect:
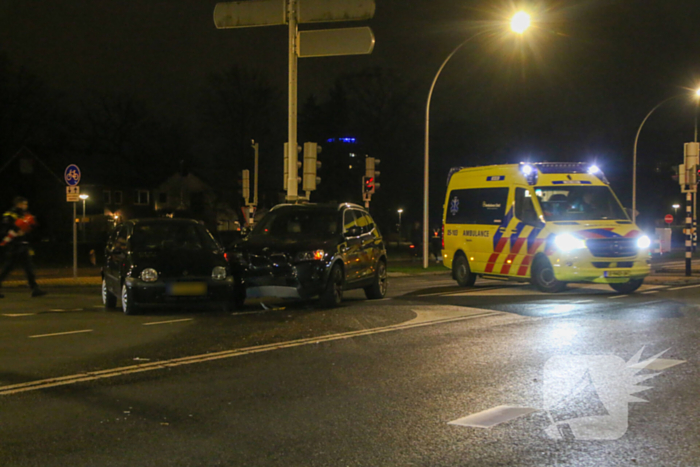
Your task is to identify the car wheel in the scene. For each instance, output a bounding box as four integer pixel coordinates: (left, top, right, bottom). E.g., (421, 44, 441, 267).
(319, 264, 344, 308)
(531, 257, 566, 293)
(609, 278, 644, 294)
(453, 254, 477, 287)
(121, 284, 139, 315)
(364, 260, 388, 299)
(102, 278, 117, 309)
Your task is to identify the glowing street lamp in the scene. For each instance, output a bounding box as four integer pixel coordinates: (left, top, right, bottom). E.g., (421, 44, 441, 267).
(673, 204, 681, 220)
(397, 209, 404, 247)
(422, 11, 531, 268)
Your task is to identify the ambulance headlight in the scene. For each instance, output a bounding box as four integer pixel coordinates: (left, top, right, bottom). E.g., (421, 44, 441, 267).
(522, 164, 533, 175)
(554, 234, 586, 251)
(637, 235, 651, 249)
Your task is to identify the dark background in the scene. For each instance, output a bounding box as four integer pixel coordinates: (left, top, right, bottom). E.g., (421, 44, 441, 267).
(1, 0, 699, 237)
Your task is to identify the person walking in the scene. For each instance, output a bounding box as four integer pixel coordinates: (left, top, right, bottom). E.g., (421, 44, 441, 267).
(0, 196, 46, 298)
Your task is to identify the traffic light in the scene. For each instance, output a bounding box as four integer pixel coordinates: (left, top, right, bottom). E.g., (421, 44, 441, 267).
(283, 143, 302, 191)
(363, 176, 375, 194)
(242, 169, 250, 201)
(365, 156, 381, 194)
(303, 142, 322, 192)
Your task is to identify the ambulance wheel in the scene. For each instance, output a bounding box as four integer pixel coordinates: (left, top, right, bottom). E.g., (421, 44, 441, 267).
(609, 279, 643, 294)
(531, 257, 566, 293)
(453, 255, 477, 287)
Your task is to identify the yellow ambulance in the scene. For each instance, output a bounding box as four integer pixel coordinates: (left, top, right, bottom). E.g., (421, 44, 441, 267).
(442, 162, 651, 293)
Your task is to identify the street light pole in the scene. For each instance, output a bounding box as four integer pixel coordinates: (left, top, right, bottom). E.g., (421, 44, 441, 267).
(422, 12, 530, 268)
(397, 209, 403, 247)
(79, 194, 89, 242)
(632, 95, 683, 224)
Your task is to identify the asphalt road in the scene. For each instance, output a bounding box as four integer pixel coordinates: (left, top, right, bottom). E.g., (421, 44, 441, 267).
(1, 275, 699, 466)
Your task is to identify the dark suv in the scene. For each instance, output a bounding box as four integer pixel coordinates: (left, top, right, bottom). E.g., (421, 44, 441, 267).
(227, 203, 388, 307)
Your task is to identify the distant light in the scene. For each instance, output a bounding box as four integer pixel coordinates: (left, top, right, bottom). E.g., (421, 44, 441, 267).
(673, 204, 681, 209)
(79, 194, 89, 200)
(349, 153, 356, 158)
(510, 11, 531, 34)
(397, 209, 403, 213)
(521, 165, 533, 175)
(349, 165, 352, 169)
(588, 165, 600, 174)
(327, 137, 357, 144)
(696, 88, 700, 98)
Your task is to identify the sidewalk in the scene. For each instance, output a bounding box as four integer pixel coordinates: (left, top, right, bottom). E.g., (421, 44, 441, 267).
(3, 267, 101, 288)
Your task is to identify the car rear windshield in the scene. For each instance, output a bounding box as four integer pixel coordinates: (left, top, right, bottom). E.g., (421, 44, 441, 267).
(130, 223, 218, 251)
(251, 209, 339, 239)
(535, 185, 628, 221)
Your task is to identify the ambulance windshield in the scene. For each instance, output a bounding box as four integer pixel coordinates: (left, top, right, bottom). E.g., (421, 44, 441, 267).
(535, 185, 628, 222)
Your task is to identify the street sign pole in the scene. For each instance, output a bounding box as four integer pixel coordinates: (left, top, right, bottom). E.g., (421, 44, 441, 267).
(73, 203, 78, 279)
(286, 0, 299, 201)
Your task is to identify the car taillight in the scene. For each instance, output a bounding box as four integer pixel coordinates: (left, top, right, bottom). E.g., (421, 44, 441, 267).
(224, 252, 229, 261)
(441, 224, 445, 250)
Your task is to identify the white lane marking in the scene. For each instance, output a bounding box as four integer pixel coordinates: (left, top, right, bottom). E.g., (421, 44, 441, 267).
(641, 290, 659, 295)
(0, 306, 502, 396)
(49, 309, 66, 312)
(29, 330, 93, 339)
(232, 311, 268, 316)
(142, 318, 193, 326)
(608, 295, 629, 299)
(449, 405, 539, 428)
(629, 358, 686, 371)
(667, 284, 700, 291)
(573, 300, 594, 304)
(3, 313, 35, 317)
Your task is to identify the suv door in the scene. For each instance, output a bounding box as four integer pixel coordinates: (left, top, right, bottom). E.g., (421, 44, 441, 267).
(107, 225, 129, 293)
(354, 209, 380, 281)
(342, 209, 362, 283)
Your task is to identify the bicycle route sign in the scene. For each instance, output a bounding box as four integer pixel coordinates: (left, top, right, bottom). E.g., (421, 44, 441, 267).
(64, 164, 81, 186)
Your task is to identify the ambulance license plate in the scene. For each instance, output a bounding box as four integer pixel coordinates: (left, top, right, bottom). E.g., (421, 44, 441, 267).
(604, 270, 630, 278)
(169, 282, 207, 296)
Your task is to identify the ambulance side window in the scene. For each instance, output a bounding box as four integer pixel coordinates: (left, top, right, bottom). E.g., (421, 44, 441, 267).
(445, 188, 509, 225)
(515, 188, 538, 225)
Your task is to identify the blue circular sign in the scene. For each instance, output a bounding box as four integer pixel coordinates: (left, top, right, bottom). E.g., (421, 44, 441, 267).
(64, 164, 81, 186)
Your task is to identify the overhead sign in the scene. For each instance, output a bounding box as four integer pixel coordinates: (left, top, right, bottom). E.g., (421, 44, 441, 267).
(665, 214, 674, 224)
(66, 186, 80, 202)
(298, 0, 375, 23)
(64, 164, 81, 186)
(214, 0, 286, 29)
(297, 26, 374, 57)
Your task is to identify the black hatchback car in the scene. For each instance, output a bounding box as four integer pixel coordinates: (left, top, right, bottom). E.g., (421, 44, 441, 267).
(102, 218, 235, 314)
(227, 203, 388, 307)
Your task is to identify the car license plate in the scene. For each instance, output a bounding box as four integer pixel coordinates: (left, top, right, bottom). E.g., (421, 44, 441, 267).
(604, 270, 630, 278)
(169, 282, 207, 296)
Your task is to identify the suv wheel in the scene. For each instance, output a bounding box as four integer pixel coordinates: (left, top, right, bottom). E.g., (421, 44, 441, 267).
(365, 260, 388, 299)
(319, 264, 344, 308)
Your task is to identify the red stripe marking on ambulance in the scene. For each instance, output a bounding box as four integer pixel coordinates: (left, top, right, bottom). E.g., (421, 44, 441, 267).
(517, 255, 533, 276)
(485, 253, 499, 273)
(500, 254, 517, 274)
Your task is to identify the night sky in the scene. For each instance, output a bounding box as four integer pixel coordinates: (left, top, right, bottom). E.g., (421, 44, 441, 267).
(1, 0, 700, 228)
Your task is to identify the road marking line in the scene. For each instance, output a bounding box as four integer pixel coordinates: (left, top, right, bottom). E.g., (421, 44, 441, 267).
(449, 405, 540, 428)
(608, 295, 629, 299)
(49, 309, 66, 312)
(232, 311, 268, 316)
(29, 330, 93, 339)
(642, 290, 659, 294)
(573, 300, 594, 304)
(3, 313, 35, 317)
(0, 307, 502, 396)
(668, 284, 700, 291)
(142, 318, 193, 326)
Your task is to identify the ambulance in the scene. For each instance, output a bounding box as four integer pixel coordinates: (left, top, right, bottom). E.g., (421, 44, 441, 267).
(442, 162, 651, 293)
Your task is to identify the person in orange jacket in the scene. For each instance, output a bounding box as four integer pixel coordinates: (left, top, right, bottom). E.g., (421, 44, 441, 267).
(0, 196, 46, 298)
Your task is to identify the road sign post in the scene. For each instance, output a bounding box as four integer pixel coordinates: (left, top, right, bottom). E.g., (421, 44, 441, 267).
(65, 165, 81, 279)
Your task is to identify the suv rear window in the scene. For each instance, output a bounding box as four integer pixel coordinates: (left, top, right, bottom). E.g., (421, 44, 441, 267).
(252, 208, 340, 238)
